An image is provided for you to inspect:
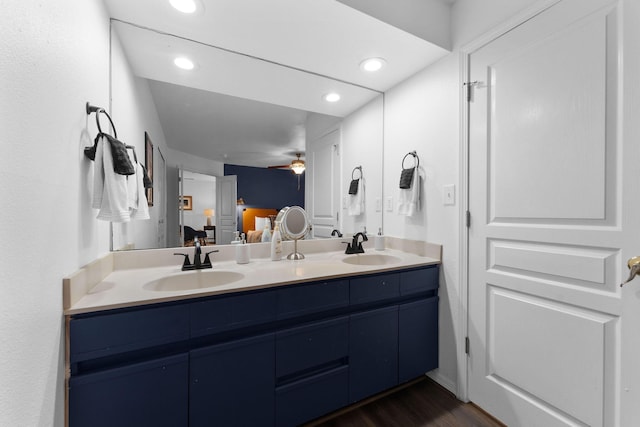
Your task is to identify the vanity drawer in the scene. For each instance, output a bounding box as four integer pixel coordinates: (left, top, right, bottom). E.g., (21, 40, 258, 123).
(277, 279, 349, 319)
(276, 316, 348, 379)
(70, 305, 189, 362)
(400, 266, 439, 296)
(190, 289, 277, 337)
(350, 273, 400, 305)
(276, 365, 349, 427)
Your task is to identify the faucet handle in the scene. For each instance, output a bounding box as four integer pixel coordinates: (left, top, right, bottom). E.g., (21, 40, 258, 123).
(174, 253, 191, 269)
(203, 250, 219, 265)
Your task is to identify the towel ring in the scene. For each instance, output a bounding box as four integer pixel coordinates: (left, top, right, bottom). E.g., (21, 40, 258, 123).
(402, 151, 419, 169)
(86, 102, 117, 138)
(351, 166, 363, 180)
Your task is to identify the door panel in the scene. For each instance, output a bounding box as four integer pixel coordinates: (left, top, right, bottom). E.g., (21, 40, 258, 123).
(487, 288, 615, 426)
(467, 1, 636, 425)
(216, 175, 237, 244)
(308, 129, 340, 238)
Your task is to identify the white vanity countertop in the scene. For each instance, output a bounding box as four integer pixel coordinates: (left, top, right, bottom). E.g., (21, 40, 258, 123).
(64, 238, 441, 315)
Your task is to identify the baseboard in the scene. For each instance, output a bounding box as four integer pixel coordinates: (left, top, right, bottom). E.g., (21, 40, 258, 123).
(426, 370, 456, 395)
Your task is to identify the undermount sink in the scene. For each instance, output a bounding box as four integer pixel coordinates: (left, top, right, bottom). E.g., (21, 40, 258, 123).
(143, 270, 245, 292)
(342, 254, 401, 266)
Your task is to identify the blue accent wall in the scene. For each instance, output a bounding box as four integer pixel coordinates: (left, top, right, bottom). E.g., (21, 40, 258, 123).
(224, 164, 305, 232)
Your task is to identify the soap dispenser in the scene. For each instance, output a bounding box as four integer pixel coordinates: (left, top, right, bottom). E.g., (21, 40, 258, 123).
(236, 238, 250, 264)
(231, 231, 242, 245)
(375, 227, 385, 251)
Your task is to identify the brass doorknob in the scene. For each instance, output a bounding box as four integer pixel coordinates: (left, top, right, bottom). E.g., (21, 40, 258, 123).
(621, 256, 640, 287)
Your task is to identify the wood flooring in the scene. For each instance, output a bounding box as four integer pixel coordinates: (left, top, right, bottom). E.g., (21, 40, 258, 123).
(304, 377, 506, 427)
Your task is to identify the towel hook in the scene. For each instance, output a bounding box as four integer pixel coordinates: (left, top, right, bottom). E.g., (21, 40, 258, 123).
(402, 151, 419, 169)
(351, 166, 363, 180)
(86, 102, 117, 139)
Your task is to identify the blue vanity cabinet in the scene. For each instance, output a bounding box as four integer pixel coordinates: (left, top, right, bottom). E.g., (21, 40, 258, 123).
(189, 333, 275, 427)
(398, 297, 439, 383)
(398, 265, 439, 383)
(69, 353, 188, 427)
(349, 305, 399, 403)
(67, 263, 440, 427)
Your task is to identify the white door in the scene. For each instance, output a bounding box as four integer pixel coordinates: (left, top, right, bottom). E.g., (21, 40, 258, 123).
(216, 175, 237, 244)
(468, 0, 640, 425)
(307, 129, 340, 238)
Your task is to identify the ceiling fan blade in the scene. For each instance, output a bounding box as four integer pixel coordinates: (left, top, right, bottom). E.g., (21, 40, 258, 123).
(267, 164, 291, 169)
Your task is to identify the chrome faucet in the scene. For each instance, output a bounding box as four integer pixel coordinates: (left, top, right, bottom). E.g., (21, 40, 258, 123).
(344, 232, 368, 254)
(174, 237, 217, 271)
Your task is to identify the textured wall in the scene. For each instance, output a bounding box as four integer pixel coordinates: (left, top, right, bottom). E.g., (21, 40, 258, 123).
(0, 1, 112, 425)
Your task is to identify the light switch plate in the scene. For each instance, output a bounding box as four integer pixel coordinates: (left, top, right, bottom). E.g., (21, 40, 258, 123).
(443, 184, 455, 205)
(385, 196, 393, 212)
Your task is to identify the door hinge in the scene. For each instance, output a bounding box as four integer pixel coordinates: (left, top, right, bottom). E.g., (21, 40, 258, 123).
(464, 81, 479, 102)
(466, 211, 471, 228)
(465, 336, 470, 355)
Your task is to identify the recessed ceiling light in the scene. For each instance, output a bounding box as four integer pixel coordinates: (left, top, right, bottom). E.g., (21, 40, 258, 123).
(323, 93, 341, 103)
(169, 0, 197, 13)
(174, 57, 195, 70)
(360, 57, 386, 72)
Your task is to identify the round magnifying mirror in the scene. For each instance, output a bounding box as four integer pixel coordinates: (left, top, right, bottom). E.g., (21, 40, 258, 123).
(276, 206, 309, 259)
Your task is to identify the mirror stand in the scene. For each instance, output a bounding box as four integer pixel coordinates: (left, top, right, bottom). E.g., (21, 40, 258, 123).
(287, 239, 305, 260)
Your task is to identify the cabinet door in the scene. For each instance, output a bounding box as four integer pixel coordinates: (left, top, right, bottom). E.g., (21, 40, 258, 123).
(399, 297, 439, 383)
(349, 305, 398, 403)
(190, 333, 275, 427)
(69, 354, 188, 427)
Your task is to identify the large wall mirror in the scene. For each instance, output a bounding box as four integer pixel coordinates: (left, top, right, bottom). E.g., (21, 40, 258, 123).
(105, 0, 449, 250)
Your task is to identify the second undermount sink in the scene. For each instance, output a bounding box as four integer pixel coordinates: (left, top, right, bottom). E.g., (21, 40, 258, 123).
(342, 254, 401, 266)
(143, 270, 245, 292)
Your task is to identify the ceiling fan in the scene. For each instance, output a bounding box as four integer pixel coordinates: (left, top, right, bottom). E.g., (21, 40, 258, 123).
(268, 153, 305, 175)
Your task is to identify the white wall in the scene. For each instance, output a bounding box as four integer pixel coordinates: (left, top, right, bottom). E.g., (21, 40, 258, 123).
(340, 95, 384, 235)
(383, 54, 460, 390)
(0, 1, 112, 426)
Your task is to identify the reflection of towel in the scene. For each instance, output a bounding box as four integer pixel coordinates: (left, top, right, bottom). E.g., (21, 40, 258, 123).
(129, 162, 150, 220)
(348, 179, 359, 195)
(399, 168, 415, 189)
(398, 167, 420, 216)
(348, 178, 365, 216)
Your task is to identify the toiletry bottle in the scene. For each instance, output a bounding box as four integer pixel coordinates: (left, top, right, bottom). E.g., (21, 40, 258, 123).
(261, 222, 271, 243)
(236, 239, 250, 264)
(271, 223, 282, 261)
(375, 227, 385, 251)
(231, 231, 242, 244)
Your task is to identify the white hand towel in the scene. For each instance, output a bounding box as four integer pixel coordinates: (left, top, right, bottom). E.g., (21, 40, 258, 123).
(93, 134, 131, 222)
(348, 178, 365, 216)
(129, 162, 150, 220)
(398, 167, 420, 216)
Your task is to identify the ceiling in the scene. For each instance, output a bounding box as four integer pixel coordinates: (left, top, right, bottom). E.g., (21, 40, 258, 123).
(104, 0, 452, 167)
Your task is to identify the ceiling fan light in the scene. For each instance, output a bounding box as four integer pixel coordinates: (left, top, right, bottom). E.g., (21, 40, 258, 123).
(291, 160, 305, 174)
